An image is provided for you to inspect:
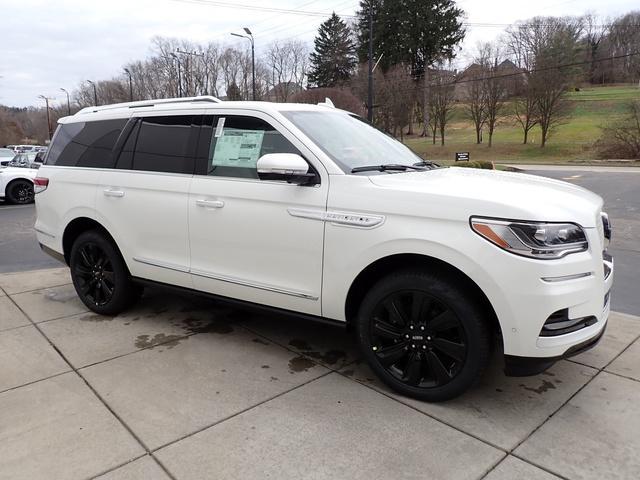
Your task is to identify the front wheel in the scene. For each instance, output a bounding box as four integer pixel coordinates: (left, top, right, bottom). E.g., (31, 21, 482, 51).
(69, 230, 140, 315)
(356, 269, 491, 402)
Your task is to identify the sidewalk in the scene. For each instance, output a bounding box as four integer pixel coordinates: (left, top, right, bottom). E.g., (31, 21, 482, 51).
(1, 267, 639, 480)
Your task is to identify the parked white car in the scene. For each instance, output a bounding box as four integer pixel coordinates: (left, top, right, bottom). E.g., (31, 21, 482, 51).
(1, 165, 38, 203)
(34, 96, 613, 401)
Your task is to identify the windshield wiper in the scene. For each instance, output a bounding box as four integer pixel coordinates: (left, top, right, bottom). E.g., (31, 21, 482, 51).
(413, 160, 439, 168)
(351, 163, 427, 173)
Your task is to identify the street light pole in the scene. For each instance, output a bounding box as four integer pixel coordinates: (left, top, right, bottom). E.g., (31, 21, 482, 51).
(86, 80, 98, 106)
(38, 95, 54, 142)
(124, 68, 133, 101)
(170, 53, 182, 97)
(367, 6, 374, 122)
(231, 28, 256, 100)
(59, 88, 71, 116)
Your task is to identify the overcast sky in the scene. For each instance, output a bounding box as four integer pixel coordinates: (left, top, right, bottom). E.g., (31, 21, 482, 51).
(1, 0, 636, 108)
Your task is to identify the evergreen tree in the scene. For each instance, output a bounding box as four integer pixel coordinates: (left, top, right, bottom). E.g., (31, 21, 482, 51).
(356, 0, 465, 76)
(308, 13, 357, 87)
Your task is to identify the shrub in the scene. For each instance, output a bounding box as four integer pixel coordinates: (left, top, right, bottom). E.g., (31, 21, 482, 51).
(453, 160, 495, 170)
(595, 101, 640, 160)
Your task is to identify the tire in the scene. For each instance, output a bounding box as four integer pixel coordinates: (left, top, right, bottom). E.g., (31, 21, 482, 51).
(355, 269, 491, 402)
(6, 179, 34, 204)
(69, 230, 139, 315)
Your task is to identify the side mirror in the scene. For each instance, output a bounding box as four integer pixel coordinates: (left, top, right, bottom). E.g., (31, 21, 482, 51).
(256, 153, 317, 185)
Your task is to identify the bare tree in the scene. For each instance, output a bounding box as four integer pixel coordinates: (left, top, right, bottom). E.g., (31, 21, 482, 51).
(463, 66, 486, 144)
(596, 100, 640, 159)
(476, 43, 507, 147)
(265, 40, 309, 101)
(513, 89, 539, 144)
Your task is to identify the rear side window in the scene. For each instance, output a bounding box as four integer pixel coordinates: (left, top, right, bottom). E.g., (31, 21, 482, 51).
(45, 119, 126, 168)
(130, 116, 196, 174)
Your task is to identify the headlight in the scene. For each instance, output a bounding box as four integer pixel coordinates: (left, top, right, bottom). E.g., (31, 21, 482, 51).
(471, 217, 588, 259)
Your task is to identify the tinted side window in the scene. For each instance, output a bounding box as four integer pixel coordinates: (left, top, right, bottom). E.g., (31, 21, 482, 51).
(45, 119, 126, 167)
(115, 120, 140, 170)
(197, 116, 301, 179)
(132, 116, 195, 174)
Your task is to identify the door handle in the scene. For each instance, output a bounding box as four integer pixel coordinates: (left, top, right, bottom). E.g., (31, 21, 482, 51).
(196, 199, 224, 209)
(103, 188, 125, 198)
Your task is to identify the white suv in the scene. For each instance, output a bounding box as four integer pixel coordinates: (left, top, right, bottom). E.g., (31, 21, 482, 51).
(35, 96, 613, 401)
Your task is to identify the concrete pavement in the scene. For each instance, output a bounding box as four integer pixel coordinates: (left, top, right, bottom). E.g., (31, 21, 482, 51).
(1, 267, 639, 480)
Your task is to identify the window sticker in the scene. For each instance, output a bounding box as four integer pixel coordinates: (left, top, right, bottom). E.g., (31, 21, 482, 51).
(212, 128, 265, 168)
(214, 117, 226, 137)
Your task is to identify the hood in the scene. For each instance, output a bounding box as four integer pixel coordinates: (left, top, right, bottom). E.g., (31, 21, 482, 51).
(367, 167, 603, 227)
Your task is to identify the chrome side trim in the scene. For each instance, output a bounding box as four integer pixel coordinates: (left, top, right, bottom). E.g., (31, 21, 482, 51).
(287, 208, 384, 228)
(133, 256, 190, 273)
(34, 227, 55, 238)
(133, 255, 318, 300)
(541, 272, 593, 283)
(191, 268, 319, 300)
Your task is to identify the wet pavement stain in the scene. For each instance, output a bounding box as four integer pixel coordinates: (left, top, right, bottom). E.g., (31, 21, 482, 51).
(261, 365, 270, 369)
(288, 355, 316, 373)
(288, 339, 347, 366)
(522, 380, 556, 394)
(44, 290, 78, 302)
(135, 333, 183, 350)
(289, 339, 313, 350)
(80, 314, 114, 322)
(270, 376, 279, 382)
(181, 317, 233, 334)
(252, 338, 269, 345)
(341, 369, 355, 377)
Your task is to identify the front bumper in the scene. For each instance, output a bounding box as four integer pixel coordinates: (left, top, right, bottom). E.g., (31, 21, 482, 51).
(504, 321, 607, 376)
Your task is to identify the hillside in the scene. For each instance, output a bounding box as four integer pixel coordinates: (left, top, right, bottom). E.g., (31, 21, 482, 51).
(403, 84, 640, 165)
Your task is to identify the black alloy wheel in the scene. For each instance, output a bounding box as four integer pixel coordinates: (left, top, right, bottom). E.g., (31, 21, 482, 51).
(73, 242, 116, 307)
(356, 269, 490, 402)
(370, 290, 467, 388)
(7, 180, 34, 204)
(70, 230, 141, 315)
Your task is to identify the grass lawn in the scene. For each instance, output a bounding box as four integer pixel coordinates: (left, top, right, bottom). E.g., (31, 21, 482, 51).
(402, 84, 640, 165)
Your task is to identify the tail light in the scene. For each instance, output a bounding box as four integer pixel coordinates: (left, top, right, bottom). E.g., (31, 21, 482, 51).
(34, 177, 49, 194)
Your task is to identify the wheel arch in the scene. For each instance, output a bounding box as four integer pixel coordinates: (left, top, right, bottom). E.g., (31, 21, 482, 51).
(62, 217, 120, 265)
(344, 253, 501, 337)
(5, 176, 35, 197)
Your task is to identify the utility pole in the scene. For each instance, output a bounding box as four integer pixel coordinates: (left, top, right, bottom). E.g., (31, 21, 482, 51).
(367, 6, 374, 122)
(231, 28, 256, 100)
(37, 95, 54, 142)
(124, 68, 133, 101)
(170, 53, 183, 97)
(59, 88, 71, 115)
(176, 49, 205, 97)
(86, 80, 98, 106)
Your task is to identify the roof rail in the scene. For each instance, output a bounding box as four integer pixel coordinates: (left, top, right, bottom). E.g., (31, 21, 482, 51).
(76, 96, 222, 115)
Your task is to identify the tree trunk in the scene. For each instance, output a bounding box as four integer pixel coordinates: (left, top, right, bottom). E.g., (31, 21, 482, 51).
(523, 128, 528, 145)
(407, 106, 414, 135)
(422, 72, 430, 140)
(440, 125, 445, 146)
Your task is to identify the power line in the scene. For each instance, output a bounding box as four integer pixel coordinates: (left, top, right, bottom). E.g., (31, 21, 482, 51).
(168, 0, 356, 18)
(416, 51, 640, 89)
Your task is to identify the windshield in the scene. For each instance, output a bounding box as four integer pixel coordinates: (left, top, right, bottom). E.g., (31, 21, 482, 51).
(282, 110, 424, 173)
(0, 149, 15, 157)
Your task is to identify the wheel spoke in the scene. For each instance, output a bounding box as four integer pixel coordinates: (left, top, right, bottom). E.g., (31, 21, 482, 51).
(100, 279, 113, 299)
(372, 318, 404, 340)
(102, 270, 115, 283)
(384, 298, 406, 326)
(410, 292, 431, 324)
(376, 342, 408, 367)
(93, 281, 101, 304)
(429, 310, 458, 332)
(426, 351, 452, 384)
(81, 279, 95, 295)
(431, 338, 466, 362)
(403, 351, 423, 386)
(74, 264, 92, 277)
(80, 249, 93, 268)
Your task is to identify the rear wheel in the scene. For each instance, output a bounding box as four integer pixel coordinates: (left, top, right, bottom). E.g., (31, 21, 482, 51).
(356, 269, 490, 402)
(70, 230, 140, 315)
(6, 179, 34, 204)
